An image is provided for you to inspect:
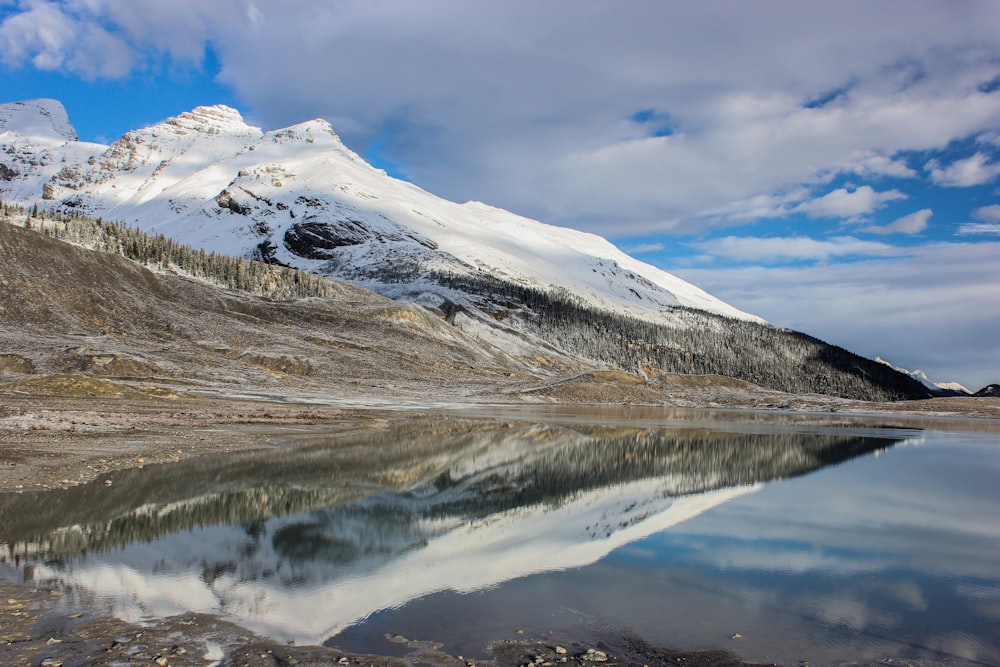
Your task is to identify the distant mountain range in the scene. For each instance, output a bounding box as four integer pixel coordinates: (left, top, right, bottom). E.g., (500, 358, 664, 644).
(1, 98, 954, 400)
(875, 357, 979, 397)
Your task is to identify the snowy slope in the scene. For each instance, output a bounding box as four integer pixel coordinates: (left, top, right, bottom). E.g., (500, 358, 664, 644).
(0, 99, 105, 204)
(2, 99, 760, 324)
(0, 98, 78, 141)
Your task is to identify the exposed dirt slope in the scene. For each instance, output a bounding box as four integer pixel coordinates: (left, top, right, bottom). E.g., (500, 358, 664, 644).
(0, 221, 563, 399)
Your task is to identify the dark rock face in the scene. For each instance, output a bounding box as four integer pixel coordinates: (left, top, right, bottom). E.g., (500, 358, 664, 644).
(215, 190, 251, 215)
(0, 163, 17, 181)
(974, 384, 1000, 397)
(283, 217, 440, 260)
(283, 220, 369, 259)
(253, 239, 281, 264)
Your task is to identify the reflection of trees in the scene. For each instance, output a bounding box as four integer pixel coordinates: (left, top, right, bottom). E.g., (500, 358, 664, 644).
(2, 487, 334, 559)
(421, 431, 894, 519)
(273, 524, 360, 563)
(271, 503, 422, 563)
(0, 418, 904, 563)
(0, 418, 493, 558)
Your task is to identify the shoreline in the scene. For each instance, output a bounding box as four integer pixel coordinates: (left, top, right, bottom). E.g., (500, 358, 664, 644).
(2, 386, 999, 494)
(0, 574, 777, 667)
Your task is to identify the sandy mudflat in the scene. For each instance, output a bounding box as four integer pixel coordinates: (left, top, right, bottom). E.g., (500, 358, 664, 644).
(2, 387, 999, 493)
(0, 392, 390, 492)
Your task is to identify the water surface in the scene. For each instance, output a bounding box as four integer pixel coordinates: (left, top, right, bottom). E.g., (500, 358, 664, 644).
(0, 409, 997, 666)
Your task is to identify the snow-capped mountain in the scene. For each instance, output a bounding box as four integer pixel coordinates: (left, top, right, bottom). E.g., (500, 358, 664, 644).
(1, 98, 757, 326)
(875, 357, 970, 396)
(0, 99, 105, 203)
(4, 99, 938, 401)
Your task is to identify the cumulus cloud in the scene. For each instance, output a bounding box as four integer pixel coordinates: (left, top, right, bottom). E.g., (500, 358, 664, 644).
(840, 152, 919, 179)
(0, 0, 133, 77)
(3, 1, 999, 234)
(0, 0, 243, 77)
(972, 204, 1000, 222)
(926, 153, 1000, 187)
(979, 130, 1000, 147)
(865, 208, 932, 235)
(693, 235, 901, 264)
(791, 186, 907, 220)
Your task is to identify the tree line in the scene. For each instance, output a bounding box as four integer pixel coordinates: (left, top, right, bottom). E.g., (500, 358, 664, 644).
(1, 201, 337, 300)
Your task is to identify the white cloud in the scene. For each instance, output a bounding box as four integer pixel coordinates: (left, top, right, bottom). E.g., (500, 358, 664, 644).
(0, 1, 83, 72)
(792, 186, 907, 220)
(977, 130, 1000, 147)
(693, 235, 902, 263)
(3, 1, 998, 234)
(958, 223, 1000, 235)
(864, 208, 932, 235)
(0, 0, 241, 77)
(972, 204, 1000, 222)
(959, 205, 1000, 234)
(841, 152, 918, 179)
(620, 242, 664, 254)
(926, 153, 1000, 187)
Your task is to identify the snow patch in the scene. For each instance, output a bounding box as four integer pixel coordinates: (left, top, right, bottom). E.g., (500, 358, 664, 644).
(0, 99, 77, 142)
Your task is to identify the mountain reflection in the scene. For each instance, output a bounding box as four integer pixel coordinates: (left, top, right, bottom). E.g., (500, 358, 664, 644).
(0, 416, 906, 643)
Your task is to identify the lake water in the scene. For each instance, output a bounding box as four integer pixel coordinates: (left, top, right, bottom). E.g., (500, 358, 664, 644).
(1, 408, 998, 666)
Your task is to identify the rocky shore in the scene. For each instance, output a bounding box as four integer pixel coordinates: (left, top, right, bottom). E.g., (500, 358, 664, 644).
(0, 576, 780, 667)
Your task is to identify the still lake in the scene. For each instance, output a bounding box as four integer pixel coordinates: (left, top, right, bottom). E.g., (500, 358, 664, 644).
(1, 407, 998, 666)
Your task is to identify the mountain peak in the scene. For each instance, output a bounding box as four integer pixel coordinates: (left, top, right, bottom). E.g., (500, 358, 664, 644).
(265, 117, 344, 146)
(0, 98, 78, 142)
(161, 104, 256, 136)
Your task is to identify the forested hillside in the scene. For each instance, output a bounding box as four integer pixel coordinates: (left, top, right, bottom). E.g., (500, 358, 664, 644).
(376, 269, 930, 401)
(2, 202, 332, 300)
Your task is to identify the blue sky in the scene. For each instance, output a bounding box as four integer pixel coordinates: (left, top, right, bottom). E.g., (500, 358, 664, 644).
(1, 0, 999, 389)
